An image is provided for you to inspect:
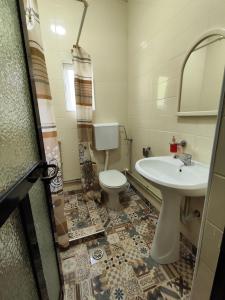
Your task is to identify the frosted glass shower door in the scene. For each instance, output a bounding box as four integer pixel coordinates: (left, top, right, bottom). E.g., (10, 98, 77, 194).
(0, 0, 61, 299)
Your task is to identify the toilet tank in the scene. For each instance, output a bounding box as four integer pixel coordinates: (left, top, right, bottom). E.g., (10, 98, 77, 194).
(93, 123, 119, 150)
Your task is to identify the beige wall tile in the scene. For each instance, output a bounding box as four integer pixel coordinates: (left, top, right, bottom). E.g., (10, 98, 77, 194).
(208, 174, 225, 230)
(128, 0, 219, 170)
(59, 127, 80, 181)
(201, 221, 222, 272)
(214, 117, 225, 176)
(192, 259, 214, 300)
(37, 0, 128, 181)
(193, 136, 215, 164)
(127, 0, 225, 247)
(208, 0, 225, 28)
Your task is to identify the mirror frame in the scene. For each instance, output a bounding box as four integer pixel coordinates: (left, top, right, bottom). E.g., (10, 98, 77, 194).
(177, 29, 225, 117)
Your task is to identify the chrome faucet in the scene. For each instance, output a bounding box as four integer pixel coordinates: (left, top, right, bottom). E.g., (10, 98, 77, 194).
(174, 153, 192, 166)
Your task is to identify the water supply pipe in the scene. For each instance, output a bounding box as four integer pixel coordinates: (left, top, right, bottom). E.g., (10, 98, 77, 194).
(104, 150, 109, 171)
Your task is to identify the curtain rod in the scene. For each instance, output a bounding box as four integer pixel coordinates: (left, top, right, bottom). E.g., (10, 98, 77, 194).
(75, 0, 88, 47)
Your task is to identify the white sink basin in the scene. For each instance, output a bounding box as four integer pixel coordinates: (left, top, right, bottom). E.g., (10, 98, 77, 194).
(135, 156, 209, 264)
(135, 156, 209, 197)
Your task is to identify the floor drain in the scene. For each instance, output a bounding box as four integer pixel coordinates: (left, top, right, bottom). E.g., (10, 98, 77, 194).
(92, 248, 104, 260)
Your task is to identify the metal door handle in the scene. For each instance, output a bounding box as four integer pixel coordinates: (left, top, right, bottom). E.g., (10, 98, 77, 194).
(41, 164, 59, 182)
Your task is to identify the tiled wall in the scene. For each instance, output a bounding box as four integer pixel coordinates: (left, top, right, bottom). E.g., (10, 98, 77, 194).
(127, 0, 225, 169)
(37, 0, 128, 181)
(127, 0, 225, 245)
(192, 96, 225, 299)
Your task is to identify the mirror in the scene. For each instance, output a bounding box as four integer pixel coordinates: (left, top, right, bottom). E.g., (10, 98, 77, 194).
(178, 31, 225, 116)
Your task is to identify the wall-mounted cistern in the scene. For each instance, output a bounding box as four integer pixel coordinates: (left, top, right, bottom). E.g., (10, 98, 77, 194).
(135, 156, 209, 264)
(93, 123, 128, 210)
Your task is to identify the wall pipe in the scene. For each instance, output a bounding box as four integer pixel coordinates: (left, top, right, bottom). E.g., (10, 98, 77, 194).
(75, 0, 88, 47)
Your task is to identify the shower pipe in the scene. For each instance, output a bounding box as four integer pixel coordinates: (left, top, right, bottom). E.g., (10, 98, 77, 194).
(119, 125, 133, 172)
(75, 0, 88, 47)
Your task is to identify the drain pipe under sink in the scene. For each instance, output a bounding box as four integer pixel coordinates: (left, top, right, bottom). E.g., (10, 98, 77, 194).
(181, 197, 201, 224)
(104, 150, 109, 171)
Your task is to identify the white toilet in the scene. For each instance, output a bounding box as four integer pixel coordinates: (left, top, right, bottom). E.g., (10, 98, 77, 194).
(93, 123, 127, 210)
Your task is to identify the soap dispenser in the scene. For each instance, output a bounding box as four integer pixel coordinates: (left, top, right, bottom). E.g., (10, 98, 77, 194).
(170, 136, 178, 153)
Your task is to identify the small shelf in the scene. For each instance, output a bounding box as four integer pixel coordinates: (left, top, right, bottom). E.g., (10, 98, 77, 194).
(177, 110, 218, 117)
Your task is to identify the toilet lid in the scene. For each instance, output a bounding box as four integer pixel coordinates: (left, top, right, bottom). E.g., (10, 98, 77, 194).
(99, 170, 127, 188)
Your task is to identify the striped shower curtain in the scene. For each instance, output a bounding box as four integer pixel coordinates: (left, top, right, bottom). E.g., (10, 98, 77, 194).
(23, 0, 69, 248)
(71, 46, 99, 194)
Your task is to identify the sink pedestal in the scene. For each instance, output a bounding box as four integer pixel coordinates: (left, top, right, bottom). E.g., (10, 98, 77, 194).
(151, 188, 183, 264)
(135, 156, 209, 264)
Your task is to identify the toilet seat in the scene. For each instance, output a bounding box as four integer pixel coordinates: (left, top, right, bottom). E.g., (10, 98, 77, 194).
(99, 170, 127, 188)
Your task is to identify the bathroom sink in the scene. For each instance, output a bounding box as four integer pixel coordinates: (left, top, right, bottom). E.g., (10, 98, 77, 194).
(135, 156, 209, 264)
(135, 156, 209, 197)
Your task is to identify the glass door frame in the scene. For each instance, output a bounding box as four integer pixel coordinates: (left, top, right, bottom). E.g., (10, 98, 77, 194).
(0, 0, 63, 298)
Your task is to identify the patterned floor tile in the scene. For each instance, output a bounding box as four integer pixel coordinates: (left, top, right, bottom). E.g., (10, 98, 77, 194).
(106, 210, 130, 228)
(94, 290, 110, 300)
(161, 263, 180, 281)
(103, 252, 128, 271)
(117, 229, 130, 241)
(138, 265, 171, 292)
(126, 225, 139, 238)
(98, 206, 110, 226)
(105, 264, 128, 288)
(64, 199, 78, 212)
(68, 224, 104, 241)
(86, 238, 101, 250)
(64, 283, 80, 300)
(109, 242, 125, 257)
(62, 257, 78, 283)
(127, 211, 139, 223)
(62, 184, 196, 300)
(110, 287, 126, 300)
(125, 243, 145, 264)
(111, 222, 132, 233)
(91, 274, 109, 296)
(180, 234, 197, 256)
(105, 264, 143, 300)
(62, 252, 90, 283)
(145, 276, 191, 300)
(124, 206, 136, 215)
(80, 279, 94, 299)
(121, 236, 136, 250)
(107, 233, 120, 244)
(135, 221, 151, 236)
(90, 262, 104, 278)
(60, 243, 88, 260)
(132, 234, 147, 247)
(124, 277, 145, 299)
(65, 190, 105, 242)
(172, 246, 195, 287)
(131, 258, 150, 277)
(97, 236, 109, 247)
